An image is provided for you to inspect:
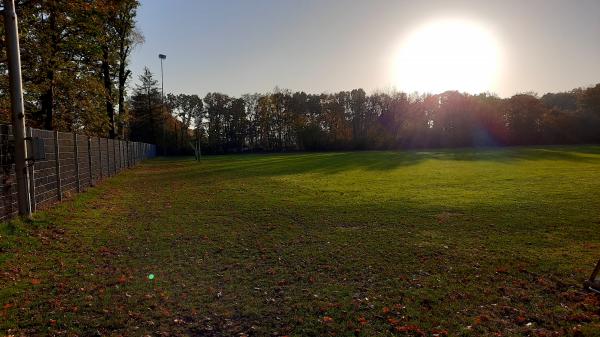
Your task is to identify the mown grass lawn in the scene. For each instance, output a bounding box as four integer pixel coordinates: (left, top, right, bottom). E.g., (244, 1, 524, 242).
(2, 146, 600, 336)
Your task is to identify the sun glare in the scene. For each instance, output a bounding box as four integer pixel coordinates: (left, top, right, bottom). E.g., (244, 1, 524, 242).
(393, 19, 501, 95)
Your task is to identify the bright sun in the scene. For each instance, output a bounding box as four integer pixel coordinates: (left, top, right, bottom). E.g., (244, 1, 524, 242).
(393, 19, 501, 94)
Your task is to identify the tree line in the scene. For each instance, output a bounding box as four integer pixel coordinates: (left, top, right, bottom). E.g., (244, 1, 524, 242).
(128, 69, 600, 154)
(0, 0, 141, 138)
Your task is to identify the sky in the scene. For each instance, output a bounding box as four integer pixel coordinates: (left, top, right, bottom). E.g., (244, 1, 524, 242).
(130, 0, 600, 98)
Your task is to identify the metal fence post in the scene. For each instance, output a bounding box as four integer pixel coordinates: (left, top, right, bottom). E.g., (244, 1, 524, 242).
(106, 138, 110, 176)
(117, 140, 121, 171)
(112, 139, 116, 173)
(98, 137, 102, 179)
(87, 136, 93, 186)
(27, 127, 36, 212)
(120, 140, 124, 170)
(74, 133, 80, 192)
(121, 140, 124, 170)
(54, 131, 62, 201)
(115, 140, 118, 172)
(130, 141, 132, 166)
(116, 140, 120, 171)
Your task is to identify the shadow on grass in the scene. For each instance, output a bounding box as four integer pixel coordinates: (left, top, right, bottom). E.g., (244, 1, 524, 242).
(148, 145, 600, 180)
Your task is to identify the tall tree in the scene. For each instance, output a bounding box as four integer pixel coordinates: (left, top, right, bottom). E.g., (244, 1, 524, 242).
(505, 94, 548, 145)
(114, 0, 142, 138)
(204, 93, 231, 153)
(0, 0, 141, 137)
(167, 93, 203, 149)
(93, 0, 141, 138)
(129, 67, 161, 145)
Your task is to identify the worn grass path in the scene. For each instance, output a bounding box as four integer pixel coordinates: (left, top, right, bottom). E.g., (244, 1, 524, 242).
(1, 146, 600, 336)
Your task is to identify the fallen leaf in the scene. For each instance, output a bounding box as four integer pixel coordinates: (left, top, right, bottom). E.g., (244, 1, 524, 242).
(432, 329, 449, 336)
(395, 325, 423, 334)
(388, 317, 399, 326)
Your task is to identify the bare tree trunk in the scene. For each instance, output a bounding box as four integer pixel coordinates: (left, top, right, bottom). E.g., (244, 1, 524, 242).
(118, 42, 130, 138)
(41, 73, 54, 130)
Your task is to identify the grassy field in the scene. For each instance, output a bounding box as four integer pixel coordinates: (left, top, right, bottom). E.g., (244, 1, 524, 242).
(2, 146, 600, 336)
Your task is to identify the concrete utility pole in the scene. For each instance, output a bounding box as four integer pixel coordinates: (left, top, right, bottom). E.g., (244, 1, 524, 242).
(159, 53, 166, 156)
(4, 0, 32, 218)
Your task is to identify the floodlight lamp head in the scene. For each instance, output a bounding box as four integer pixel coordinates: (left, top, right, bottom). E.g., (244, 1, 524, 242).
(158, 54, 166, 60)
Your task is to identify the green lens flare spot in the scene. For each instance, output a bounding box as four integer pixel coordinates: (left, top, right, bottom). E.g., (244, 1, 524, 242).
(148, 274, 155, 280)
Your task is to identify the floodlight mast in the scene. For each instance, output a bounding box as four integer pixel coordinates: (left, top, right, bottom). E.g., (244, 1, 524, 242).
(159, 54, 166, 155)
(4, 0, 32, 218)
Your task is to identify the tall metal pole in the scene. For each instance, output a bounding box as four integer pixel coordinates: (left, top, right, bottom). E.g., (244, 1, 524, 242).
(4, 0, 32, 218)
(160, 56, 164, 102)
(159, 54, 166, 156)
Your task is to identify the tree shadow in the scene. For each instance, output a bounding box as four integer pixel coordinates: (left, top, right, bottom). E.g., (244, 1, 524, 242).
(156, 145, 600, 179)
(416, 146, 600, 163)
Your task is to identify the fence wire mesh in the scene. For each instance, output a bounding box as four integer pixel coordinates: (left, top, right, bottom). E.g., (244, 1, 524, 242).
(0, 125, 156, 220)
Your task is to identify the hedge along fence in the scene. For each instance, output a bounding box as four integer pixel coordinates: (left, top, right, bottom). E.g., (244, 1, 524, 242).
(0, 124, 156, 220)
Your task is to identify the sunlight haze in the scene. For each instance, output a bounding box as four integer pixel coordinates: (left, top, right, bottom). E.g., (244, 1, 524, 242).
(131, 0, 600, 97)
(392, 18, 502, 94)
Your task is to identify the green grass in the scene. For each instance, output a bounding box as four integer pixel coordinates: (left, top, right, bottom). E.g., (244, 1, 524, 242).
(2, 146, 600, 336)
